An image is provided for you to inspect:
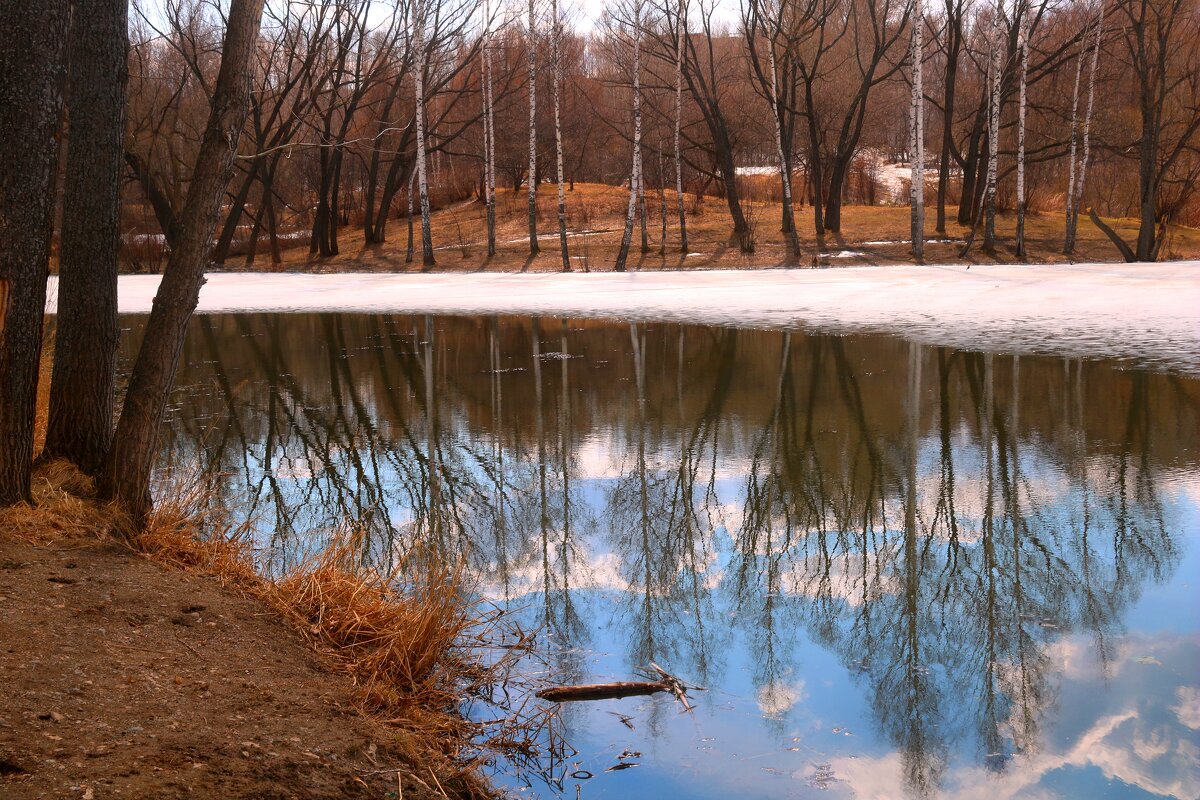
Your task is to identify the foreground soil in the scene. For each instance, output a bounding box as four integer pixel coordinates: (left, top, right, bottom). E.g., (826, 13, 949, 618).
(0, 533, 446, 800)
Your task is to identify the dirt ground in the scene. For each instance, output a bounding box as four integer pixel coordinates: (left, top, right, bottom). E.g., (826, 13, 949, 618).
(0, 532, 449, 800)
(183, 184, 1200, 275)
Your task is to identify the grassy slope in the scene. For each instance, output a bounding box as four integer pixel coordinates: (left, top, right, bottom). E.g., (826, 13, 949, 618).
(237, 183, 1200, 273)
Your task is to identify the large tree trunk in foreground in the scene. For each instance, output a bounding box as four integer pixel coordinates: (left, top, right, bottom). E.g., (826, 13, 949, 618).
(0, 0, 70, 506)
(43, 0, 129, 475)
(99, 0, 266, 525)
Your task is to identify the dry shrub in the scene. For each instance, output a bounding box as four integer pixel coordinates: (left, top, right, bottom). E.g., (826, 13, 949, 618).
(0, 459, 111, 544)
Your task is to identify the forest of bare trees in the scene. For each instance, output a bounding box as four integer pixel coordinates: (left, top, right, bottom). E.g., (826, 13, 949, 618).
(93, 0, 1200, 270)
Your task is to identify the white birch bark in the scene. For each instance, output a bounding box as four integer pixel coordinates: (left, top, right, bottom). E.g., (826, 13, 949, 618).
(674, 0, 688, 253)
(614, 0, 643, 272)
(983, 7, 1002, 251)
(413, 0, 434, 266)
(769, 18, 801, 258)
(1063, 21, 1085, 254)
(484, 0, 497, 256)
(1016, 5, 1028, 257)
(909, 0, 925, 261)
(1067, 2, 1105, 253)
(527, 0, 539, 255)
(405, 168, 416, 263)
(552, 0, 569, 270)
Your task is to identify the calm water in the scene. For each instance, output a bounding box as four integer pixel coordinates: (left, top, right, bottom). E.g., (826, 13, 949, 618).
(123, 314, 1200, 799)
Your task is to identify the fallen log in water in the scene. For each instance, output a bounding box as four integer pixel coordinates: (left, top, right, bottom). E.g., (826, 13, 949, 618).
(537, 663, 700, 710)
(536, 681, 673, 702)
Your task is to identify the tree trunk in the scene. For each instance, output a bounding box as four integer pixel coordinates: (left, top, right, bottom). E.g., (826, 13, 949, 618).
(1063, 27, 1085, 254)
(768, 33, 800, 259)
(936, 2, 962, 234)
(43, 0, 128, 476)
(1066, 6, 1104, 254)
(551, 0, 569, 271)
(910, 0, 925, 262)
(982, 12, 1002, 252)
(674, 0, 688, 253)
(615, 2, 643, 273)
(0, 0, 70, 505)
(484, 0, 497, 257)
(413, 1, 435, 269)
(99, 0, 266, 525)
(527, 0, 540, 256)
(1015, 10, 1028, 258)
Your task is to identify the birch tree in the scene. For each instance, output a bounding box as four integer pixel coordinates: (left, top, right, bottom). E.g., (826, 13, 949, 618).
(527, 0, 540, 256)
(1065, 2, 1104, 254)
(1062, 15, 1087, 254)
(674, 0, 688, 253)
(413, 0, 435, 267)
(484, 0, 497, 257)
(909, 0, 925, 261)
(1015, 3, 1029, 257)
(982, 6, 1003, 252)
(757, 0, 802, 259)
(615, 0, 643, 273)
(552, 0, 570, 270)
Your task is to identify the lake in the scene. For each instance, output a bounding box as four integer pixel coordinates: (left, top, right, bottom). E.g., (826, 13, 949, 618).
(123, 312, 1200, 799)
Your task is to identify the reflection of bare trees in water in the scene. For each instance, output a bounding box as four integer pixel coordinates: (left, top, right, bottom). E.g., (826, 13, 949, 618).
(603, 324, 731, 684)
(733, 338, 1182, 798)
(145, 314, 1191, 797)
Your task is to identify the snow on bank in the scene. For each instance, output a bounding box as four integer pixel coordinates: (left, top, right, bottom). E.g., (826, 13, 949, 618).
(46, 262, 1200, 373)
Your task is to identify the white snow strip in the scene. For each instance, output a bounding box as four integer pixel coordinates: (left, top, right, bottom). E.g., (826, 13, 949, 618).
(47, 262, 1200, 373)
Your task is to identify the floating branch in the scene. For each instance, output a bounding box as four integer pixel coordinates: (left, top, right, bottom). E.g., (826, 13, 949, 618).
(536, 663, 701, 711)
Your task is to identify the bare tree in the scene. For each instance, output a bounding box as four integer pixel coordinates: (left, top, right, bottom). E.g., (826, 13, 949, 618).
(910, 0, 925, 261)
(1065, 2, 1104, 253)
(552, 0, 570, 270)
(413, 0, 436, 268)
(484, 0, 498, 257)
(746, 0, 804, 259)
(1015, 2, 1029, 257)
(982, 6, 1003, 252)
(527, 0, 540, 256)
(99, 0, 267, 524)
(0, 0, 70, 505)
(615, 0, 644, 272)
(674, 0, 689, 252)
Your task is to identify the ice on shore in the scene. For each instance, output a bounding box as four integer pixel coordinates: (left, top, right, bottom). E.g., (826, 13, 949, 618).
(45, 261, 1200, 373)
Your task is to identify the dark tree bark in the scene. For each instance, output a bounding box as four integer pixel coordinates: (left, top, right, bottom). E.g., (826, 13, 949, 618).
(124, 149, 182, 249)
(0, 0, 70, 505)
(99, 0, 267, 525)
(42, 0, 129, 475)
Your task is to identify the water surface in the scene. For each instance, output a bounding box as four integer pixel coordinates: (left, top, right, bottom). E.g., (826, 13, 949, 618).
(125, 314, 1200, 799)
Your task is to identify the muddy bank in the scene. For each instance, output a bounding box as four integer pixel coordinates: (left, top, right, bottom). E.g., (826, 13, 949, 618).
(0, 532, 453, 799)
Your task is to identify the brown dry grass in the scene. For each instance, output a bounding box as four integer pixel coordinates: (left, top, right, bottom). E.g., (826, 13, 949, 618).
(0, 461, 544, 798)
(244, 182, 1200, 274)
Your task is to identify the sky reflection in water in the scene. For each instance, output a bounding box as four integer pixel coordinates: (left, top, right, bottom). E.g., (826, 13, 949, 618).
(128, 313, 1200, 800)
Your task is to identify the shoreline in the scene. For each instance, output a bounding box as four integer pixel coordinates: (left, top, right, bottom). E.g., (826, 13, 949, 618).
(46, 261, 1200, 373)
